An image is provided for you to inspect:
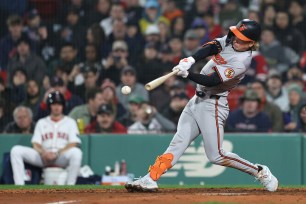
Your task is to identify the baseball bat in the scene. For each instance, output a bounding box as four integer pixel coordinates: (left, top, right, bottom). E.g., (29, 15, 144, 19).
(145, 69, 179, 91)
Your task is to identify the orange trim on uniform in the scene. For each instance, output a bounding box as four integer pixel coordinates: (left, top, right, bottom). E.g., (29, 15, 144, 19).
(229, 26, 253, 42)
(214, 99, 258, 171)
(212, 66, 223, 82)
(149, 153, 173, 181)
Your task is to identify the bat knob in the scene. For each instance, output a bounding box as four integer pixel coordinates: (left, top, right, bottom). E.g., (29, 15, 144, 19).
(145, 84, 152, 91)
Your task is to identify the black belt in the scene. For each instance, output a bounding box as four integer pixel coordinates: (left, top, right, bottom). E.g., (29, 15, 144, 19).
(196, 91, 221, 99)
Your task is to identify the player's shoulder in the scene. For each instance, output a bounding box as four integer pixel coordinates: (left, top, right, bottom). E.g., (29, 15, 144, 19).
(63, 116, 77, 123)
(36, 117, 49, 125)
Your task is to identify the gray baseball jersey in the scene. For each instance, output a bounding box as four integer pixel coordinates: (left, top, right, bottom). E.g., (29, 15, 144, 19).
(197, 36, 251, 96)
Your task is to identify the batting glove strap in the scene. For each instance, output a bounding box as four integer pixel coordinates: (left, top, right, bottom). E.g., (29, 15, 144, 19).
(178, 56, 195, 71)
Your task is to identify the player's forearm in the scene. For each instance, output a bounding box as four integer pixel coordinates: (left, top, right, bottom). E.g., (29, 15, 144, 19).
(187, 72, 222, 87)
(191, 40, 222, 62)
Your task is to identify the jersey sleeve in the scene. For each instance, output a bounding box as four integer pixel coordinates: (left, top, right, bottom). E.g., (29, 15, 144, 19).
(68, 118, 81, 144)
(31, 120, 43, 144)
(215, 35, 227, 50)
(213, 62, 246, 82)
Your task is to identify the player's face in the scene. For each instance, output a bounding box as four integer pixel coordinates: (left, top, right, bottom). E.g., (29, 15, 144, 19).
(242, 100, 258, 114)
(50, 103, 64, 116)
(232, 36, 254, 51)
(97, 114, 114, 130)
(15, 109, 32, 129)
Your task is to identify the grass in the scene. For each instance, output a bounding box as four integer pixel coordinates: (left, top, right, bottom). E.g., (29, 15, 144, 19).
(0, 184, 305, 190)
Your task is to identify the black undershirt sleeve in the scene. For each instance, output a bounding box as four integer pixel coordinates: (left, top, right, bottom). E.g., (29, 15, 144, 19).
(191, 40, 222, 62)
(187, 72, 222, 87)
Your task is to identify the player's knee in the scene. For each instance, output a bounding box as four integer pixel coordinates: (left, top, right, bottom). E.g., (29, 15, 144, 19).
(70, 147, 82, 160)
(10, 145, 24, 156)
(207, 155, 222, 165)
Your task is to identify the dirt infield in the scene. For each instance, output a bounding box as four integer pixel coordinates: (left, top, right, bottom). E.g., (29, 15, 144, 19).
(1, 188, 306, 204)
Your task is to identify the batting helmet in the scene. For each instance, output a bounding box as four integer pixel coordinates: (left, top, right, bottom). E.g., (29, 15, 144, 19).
(227, 19, 261, 42)
(47, 91, 65, 108)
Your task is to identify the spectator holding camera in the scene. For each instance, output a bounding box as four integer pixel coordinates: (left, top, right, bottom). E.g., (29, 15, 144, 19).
(128, 102, 176, 134)
(102, 41, 130, 85)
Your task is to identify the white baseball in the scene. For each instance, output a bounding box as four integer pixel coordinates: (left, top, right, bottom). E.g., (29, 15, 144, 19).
(121, 85, 131, 95)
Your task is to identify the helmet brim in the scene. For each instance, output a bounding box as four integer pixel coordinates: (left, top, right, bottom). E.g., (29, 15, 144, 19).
(229, 26, 254, 42)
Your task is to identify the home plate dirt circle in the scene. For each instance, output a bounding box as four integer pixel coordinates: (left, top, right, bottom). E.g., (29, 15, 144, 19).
(1, 188, 306, 204)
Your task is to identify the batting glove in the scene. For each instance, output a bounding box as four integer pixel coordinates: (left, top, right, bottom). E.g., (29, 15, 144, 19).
(173, 66, 189, 78)
(174, 56, 195, 71)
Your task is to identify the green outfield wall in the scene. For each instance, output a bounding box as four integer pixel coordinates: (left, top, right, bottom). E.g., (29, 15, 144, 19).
(0, 133, 305, 185)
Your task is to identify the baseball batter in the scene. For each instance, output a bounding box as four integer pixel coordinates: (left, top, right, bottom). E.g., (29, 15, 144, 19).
(125, 19, 278, 192)
(10, 91, 82, 185)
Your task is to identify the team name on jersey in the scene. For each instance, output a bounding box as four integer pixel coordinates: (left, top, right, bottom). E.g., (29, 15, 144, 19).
(213, 54, 227, 65)
(42, 132, 69, 141)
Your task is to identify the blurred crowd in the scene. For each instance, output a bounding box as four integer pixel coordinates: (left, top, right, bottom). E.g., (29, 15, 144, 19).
(0, 0, 305, 134)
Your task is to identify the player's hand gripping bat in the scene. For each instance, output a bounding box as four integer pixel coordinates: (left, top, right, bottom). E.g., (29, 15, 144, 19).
(145, 69, 179, 91)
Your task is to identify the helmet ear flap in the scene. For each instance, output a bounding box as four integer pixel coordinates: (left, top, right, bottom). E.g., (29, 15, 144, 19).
(226, 30, 234, 45)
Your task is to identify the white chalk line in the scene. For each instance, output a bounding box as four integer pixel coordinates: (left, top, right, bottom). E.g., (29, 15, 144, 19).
(200, 193, 248, 196)
(45, 200, 79, 204)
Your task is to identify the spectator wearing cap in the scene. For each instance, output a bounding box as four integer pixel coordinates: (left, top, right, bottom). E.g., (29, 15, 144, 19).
(283, 84, 304, 132)
(102, 41, 130, 85)
(266, 73, 290, 112)
(160, 0, 183, 22)
(182, 29, 201, 58)
(139, 0, 169, 35)
(85, 103, 127, 134)
(135, 42, 164, 84)
(100, 79, 126, 120)
(144, 25, 161, 50)
(116, 66, 149, 110)
(69, 88, 104, 128)
(119, 95, 145, 127)
(7, 36, 47, 86)
(105, 19, 144, 65)
(191, 18, 210, 45)
(3, 106, 35, 134)
(226, 89, 272, 133)
(0, 15, 30, 71)
(70, 66, 100, 101)
(251, 80, 283, 132)
(35, 76, 83, 121)
(161, 92, 189, 125)
(128, 102, 176, 134)
(100, 3, 127, 37)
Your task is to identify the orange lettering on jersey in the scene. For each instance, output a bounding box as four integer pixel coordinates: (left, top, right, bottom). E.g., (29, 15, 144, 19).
(238, 24, 247, 31)
(213, 54, 227, 65)
(224, 68, 235, 78)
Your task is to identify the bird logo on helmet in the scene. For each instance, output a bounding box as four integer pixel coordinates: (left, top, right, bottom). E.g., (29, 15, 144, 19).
(226, 19, 261, 44)
(47, 91, 65, 109)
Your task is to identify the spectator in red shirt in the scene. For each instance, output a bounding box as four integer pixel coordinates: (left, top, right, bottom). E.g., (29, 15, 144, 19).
(85, 103, 127, 134)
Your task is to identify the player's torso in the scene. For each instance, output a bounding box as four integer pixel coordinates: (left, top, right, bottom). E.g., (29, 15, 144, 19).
(198, 45, 252, 96)
(38, 117, 72, 151)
